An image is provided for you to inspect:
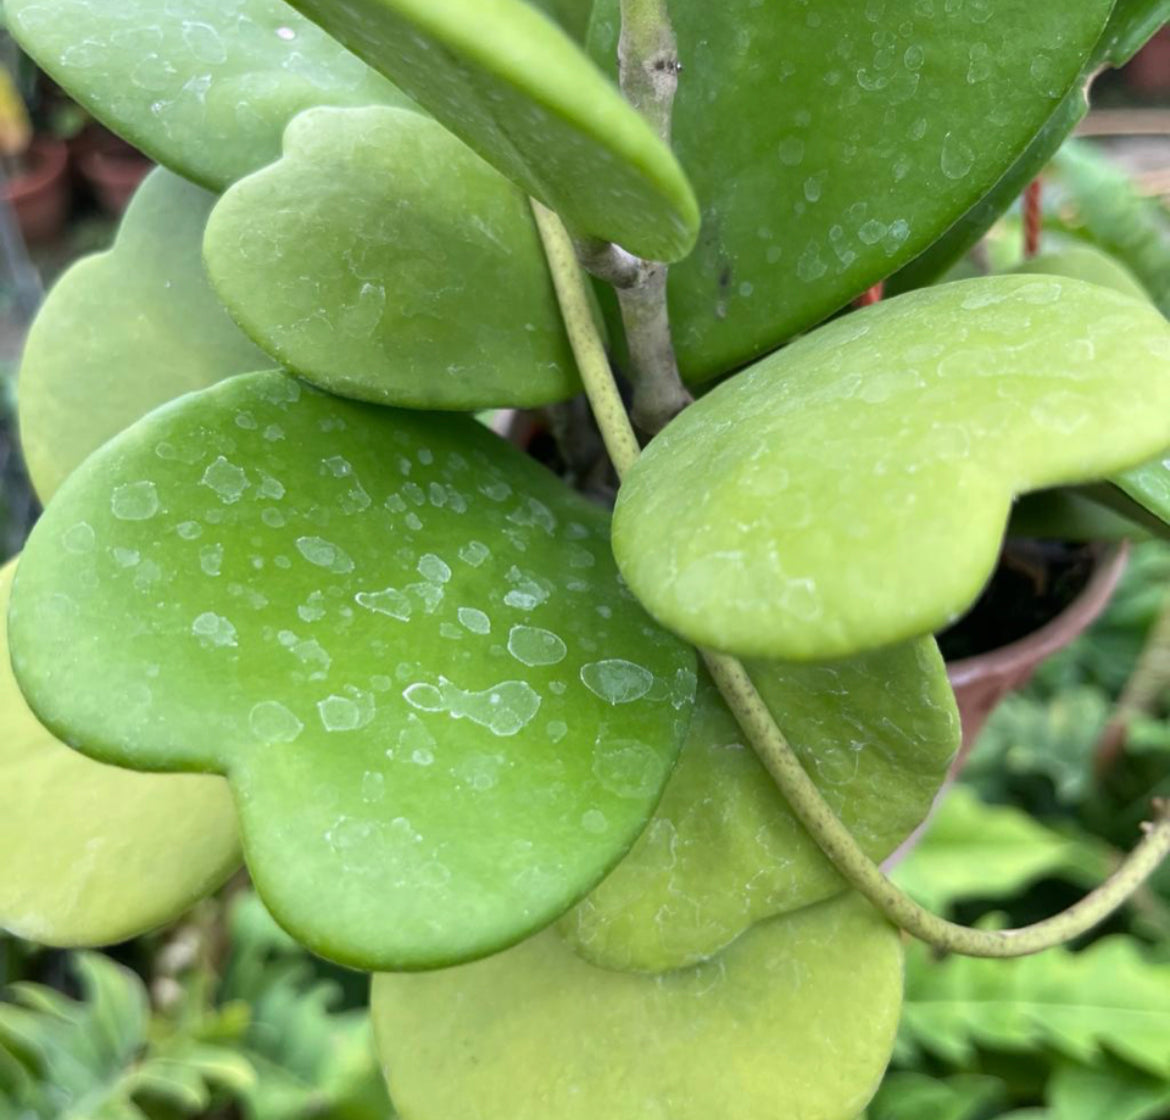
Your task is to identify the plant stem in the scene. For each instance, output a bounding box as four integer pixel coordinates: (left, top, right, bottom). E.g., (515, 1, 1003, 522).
(568, 0, 690, 435)
(532, 200, 1170, 959)
(619, 0, 679, 146)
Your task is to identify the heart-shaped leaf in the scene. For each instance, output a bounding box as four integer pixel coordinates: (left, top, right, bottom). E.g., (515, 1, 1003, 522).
(284, 0, 698, 262)
(1012, 245, 1170, 535)
(9, 371, 695, 970)
(5, 0, 413, 191)
(204, 107, 580, 410)
(0, 559, 240, 947)
(588, 0, 1113, 381)
(18, 169, 269, 503)
(372, 892, 902, 1120)
(560, 639, 957, 972)
(613, 276, 1170, 661)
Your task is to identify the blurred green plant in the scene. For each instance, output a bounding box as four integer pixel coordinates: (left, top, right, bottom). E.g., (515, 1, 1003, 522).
(869, 540, 1170, 1119)
(0, 891, 393, 1119)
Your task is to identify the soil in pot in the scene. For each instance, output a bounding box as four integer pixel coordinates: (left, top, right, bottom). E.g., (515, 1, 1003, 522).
(942, 539, 1127, 759)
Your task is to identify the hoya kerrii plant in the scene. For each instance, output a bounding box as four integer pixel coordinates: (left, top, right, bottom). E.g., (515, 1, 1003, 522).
(4, 0, 1170, 1117)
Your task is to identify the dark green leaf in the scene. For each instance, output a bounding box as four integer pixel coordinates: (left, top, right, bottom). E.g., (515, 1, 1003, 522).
(5, 0, 414, 190)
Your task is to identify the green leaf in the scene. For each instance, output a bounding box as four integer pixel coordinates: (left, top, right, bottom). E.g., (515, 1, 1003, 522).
(372, 892, 903, 1120)
(5, 0, 413, 191)
(588, 0, 1113, 381)
(560, 639, 958, 972)
(0, 558, 240, 948)
(1013, 244, 1150, 302)
(900, 936, 1170, 1077)
(8, 371, 696, 971)
(868, 1072, 1006, 1120)
(284, 0, 698, 262)
(204, 107, 580, 410)
(613, 276, 1170, 661)
(890, 7, 1170, 293)
(1048, 1063, 1170, 1120)
(890, 786, 1105, 912)
(1099, 0, 1170, 67)
(18, 168, 270, 503)
(1047, 141, 1170, 318)
(1007, 240, 1170, 537)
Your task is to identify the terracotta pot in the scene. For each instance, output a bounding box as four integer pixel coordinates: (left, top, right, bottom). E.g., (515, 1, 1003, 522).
(946, 543, 1129, 769)
(76, 145, 153, 216)
(3, 136, 70, 243)
(1126, 27, 1170, 97)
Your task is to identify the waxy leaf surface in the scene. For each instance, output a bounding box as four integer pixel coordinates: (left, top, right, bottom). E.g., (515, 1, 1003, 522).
(614, 276, 1170, 661)
(561, 639, 957, 972)
(1012, 245, 1170, 534)
(9, 372, 695, 970)
(285, 0, 698, 262)
(0, 560, 240, 947)
(373, 893, 902, 1120)
(589, 0, 1112, 380)
(19, 169, 269, 503)
(5, 0, 411, 190)
(205, 107, 580, 410)
(890, 4, 1169, 293)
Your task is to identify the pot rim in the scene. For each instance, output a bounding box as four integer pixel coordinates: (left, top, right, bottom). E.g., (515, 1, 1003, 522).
(947, 541, 1129, 682)
(3, 135, 69, 203)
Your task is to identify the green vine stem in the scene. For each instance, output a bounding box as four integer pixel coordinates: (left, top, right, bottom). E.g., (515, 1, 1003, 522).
(532, 198, 1170, 959)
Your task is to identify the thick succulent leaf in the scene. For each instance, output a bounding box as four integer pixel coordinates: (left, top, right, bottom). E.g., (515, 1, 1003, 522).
(18, 169, 269, 504)
(8, 371, 695, 970)
(1100, 0, 1170, 66)
(889, 3, 1170, 293)
(613, 276, 1170, 661)
(284, 0, 698, 262)
(1013, 243, 1150, 300)
(1010, 243, 1170, 536)
(205, 107, 579, 410)
(560, 639, 957, 972)
(0, 560, 239, 947)
(888, 86, 1088, 296)
(5, 0, 412, 191)
(1008, 490, 1153, 542)
(373, 893, 902, 1120)
(588, 0, 1112, 381)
